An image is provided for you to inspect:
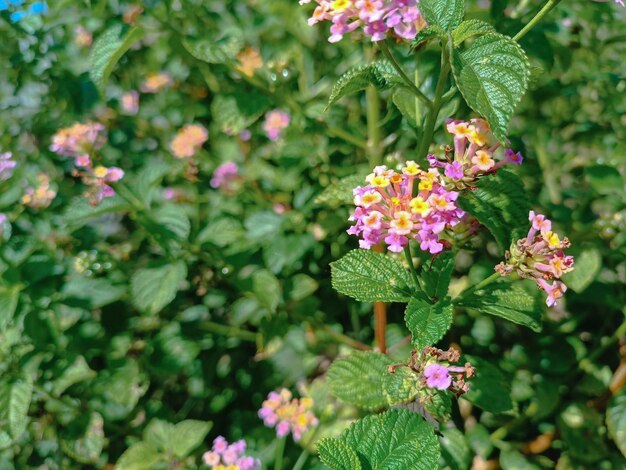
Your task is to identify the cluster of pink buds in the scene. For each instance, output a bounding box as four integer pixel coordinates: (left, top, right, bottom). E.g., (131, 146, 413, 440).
(300, 0, 426, 43)
(72, 164, 124, 205)
(0, 151, 16, 181)
(258, 388, 318, 441)
(22, 174, 57, 209)
(263, 109, 290, 141)
(202, 436, 260, 470)
(348, 161, 465, 254)
(428, 118, 523, 190)
(210, 161, 239, 191)
(49, 122, 106, 160)
(496, 211, 575, 307)
(170, 124, 208, 158)
(391, 347, 474, 395)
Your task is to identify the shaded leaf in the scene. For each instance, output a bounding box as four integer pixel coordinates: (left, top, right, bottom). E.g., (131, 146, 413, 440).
(130, 262, 187, 314)
(60, 412, 105, 464)
(252, 269, 281, 312)
(0, 286, 20, 331)
(411, 25, 446, 49)
(0, 378, 33, 439)
(53, 356, 96, 396)
(456, 281, 542, 332)
(607, 390, 626, 458)
(115, 442, 163, 470)
(458, 169, 531, 251)
(563, 247, 601, 293)
(421, 251, 455, 301)
(464, 355, 513, 413)
(314, 174, 366, 208)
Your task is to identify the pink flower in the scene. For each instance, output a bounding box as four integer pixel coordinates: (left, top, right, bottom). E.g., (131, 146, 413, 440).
(347, 162, 465, 255)
(203, 437, 260, 469)
(263, 110, 290, 141)
(50, 122, 106, 159)
(423, 364, 452, 390)
(169, 124, 208, 158)
(121, 91, 139, 115)
(258, 388, 318, 441)
(0, 152, 16, 180)
(210, 161, 239, 190)
(496, 211, 574, 307)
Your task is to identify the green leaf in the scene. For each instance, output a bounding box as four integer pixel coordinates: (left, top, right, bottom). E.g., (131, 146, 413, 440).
(130, 262, 187, 314)
(152, 206, 191, 242)
(63, 196, 130, 230)
(405, 298, 454, 349)
(452, 33, 530, 142)
(559, 403, 607, 463)
(420, 0, 465, 31)
(289, 274, 319, 301)
(132, 161, 172, 207)
(563, 247, 601, 293)
(452, 19, 495, 46)
(456, 281, 542, 332)
(607, 390, 626, 458)
(331, 250, 413, 303)
(499, 449, 541, 470)
(89, 24, 144, 94)
(327, 61, 403, 108)
(169, 420, 212, 458)
(62, 276, 126, 309)
(53, 356, 96, 396)
(314, 174, 366, 208)
(440, 427, 472, 470)
(464, 355, 513, 413)
(182, 37, 241, 65)
(585, 164, 622, 195)
(317, 438, 362, 470)
(457, 170, 531, 251)
(115, 442, 163, 470)
(383, 366, 420, 405)
(0, 378, 33, 439)
(411, 25, 446, 49)
(60, 412, 105, 464)
(327, 351, 393, 410)
(252, 269, 282, 312)
(340, 409, 441, 469)
(392, 88, 419, 127)
(422, 251, 455, 301)
(0, 286, 20, 331)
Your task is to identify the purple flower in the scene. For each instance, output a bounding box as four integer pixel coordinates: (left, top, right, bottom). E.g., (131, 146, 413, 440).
(444, 161, 464, 180)
(423, 364, 452, 390)
(210, 161, 239, 190)
(0, 152, 16, 181)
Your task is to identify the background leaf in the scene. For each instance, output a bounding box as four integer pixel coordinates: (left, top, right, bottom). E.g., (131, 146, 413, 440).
(327, 61, 403, 107)
(130, 262, 187, 314)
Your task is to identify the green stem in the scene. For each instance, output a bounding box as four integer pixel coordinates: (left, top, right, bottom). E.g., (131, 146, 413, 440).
(198, 321, 258, 342)
(403, 246, 420, 290)
(365, 46, 383, 166)
(292, 425, 321, 470)
(318, 323, 371, 351)
(274, 436, 287, 470)
(513, 0, 563, 42)
(457, 272, 502, 301)
(327, 126, 367, 149)
(379, 42, 433, 109)
(416, 45, 450, 160)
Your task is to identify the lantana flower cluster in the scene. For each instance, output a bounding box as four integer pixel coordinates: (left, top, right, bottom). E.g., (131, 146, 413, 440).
(73, 164, 125, 205)
(22, 174, 56, 209)
(169, 124, 209, 158)
(140, 72, 173, 93)
(496, 211, 575, 307)
(348, 161, 465, 254)
(428, 118, 523, 190)
(300, 0, 426, 43)
(50, 122, 106, 160)
(263, 109, 290, 141)
(258, 388, 318, 441)
(202, 436, 260, 470)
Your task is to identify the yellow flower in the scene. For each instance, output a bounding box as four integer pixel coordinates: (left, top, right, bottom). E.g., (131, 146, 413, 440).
(402, 161, 420, 176)
(409, 197, 429, 216)
(332, 0, 352, 11)
(93, 166, 108, 178)
(418, 179, 433, 191)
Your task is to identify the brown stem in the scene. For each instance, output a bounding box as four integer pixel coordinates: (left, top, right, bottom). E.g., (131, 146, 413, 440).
(373, 243, 387, 354)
